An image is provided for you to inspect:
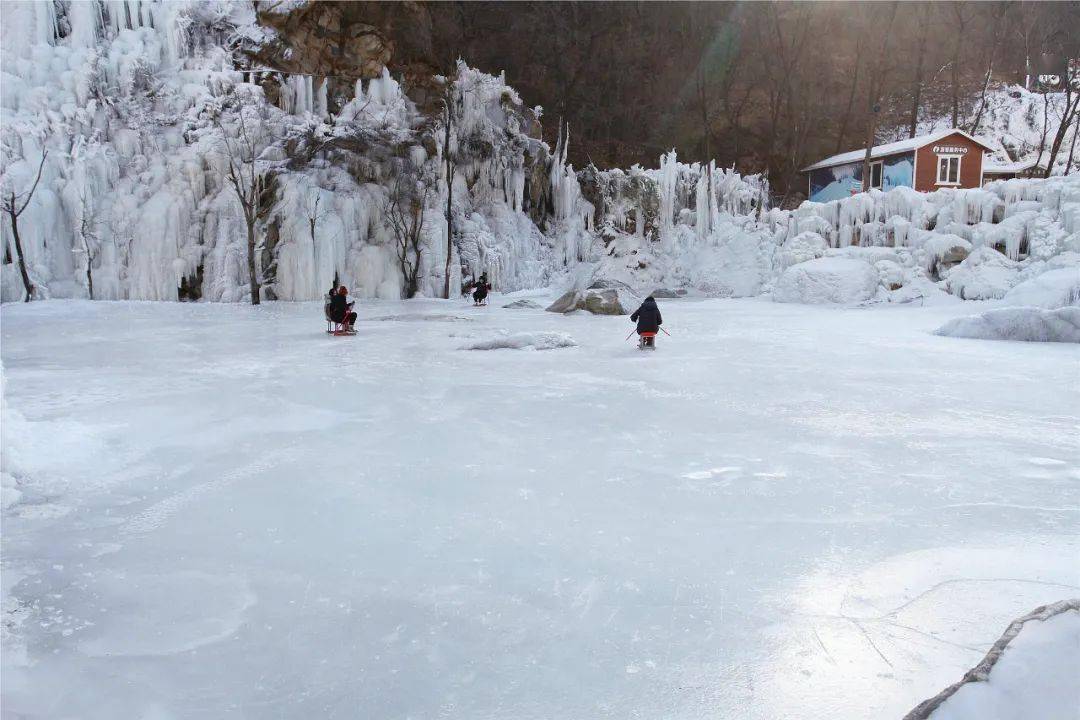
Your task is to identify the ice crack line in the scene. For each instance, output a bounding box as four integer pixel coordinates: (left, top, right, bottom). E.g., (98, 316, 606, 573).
(121, 446, 297, 537)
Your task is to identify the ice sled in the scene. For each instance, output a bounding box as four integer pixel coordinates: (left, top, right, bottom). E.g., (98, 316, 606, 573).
(638, 332, 657, 350)
(325, 303, 356, 336)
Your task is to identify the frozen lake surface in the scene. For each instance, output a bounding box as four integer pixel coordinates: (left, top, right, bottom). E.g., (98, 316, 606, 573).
(2, 295, 1077, 719)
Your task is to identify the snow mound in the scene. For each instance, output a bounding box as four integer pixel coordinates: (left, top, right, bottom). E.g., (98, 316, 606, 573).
(945, 247, 1020, 300)
(933, 306, 1080, 343)
(461, 331, 577, 351)
(905, 599, 1080, 720)
(371, 314, 473, 322)
(779, 231, 828, 269)
(1001, 268, 1080, 309)
(772, 257, 878, 304)
(502, 299, 544, 309)
(1, 365, 25, 510)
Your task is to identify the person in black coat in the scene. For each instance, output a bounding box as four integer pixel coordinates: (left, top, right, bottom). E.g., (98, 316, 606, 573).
(472, 273, 491, 305)
(630, 296, 662, 346)
(329, 286, 357, 330)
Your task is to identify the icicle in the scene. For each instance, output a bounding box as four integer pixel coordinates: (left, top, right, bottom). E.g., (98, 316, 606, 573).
(657, 150, 678, 247)
(35, 0, 58, 45)
(68, 0, 102, 48)
(315, 77, 328, 119)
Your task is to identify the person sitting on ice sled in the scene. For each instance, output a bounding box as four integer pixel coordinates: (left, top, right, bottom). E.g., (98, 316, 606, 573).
(630, 295, 662, 348)
(329, 286, 357, 332)
(472, 273, 491, 305)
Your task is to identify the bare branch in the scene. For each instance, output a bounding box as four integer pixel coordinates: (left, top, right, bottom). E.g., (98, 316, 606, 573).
(14, 151, 49, 218)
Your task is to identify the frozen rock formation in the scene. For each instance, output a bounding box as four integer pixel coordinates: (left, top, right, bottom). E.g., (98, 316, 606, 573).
(934, 306, 1080, 343)
(772, 257, 879, 305)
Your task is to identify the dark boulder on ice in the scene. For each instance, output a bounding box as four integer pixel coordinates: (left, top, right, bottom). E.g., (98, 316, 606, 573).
(545, 290, 581, 314)
(650, 288, 685, 298)
(583, 287, 639, 314)
(545, 287, 641, 315)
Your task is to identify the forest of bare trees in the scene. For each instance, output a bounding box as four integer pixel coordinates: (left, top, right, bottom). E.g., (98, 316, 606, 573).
(348, 0, 1079, 198)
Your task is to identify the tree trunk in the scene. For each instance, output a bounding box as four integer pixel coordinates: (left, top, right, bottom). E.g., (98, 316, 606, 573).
(1034, 90, 1051, 171)
(7, 204, 34, 302)
(908, 65, 924, 139)
(86, 253, 94, 300)
(1043, 90, 1079, 178)
(1066, 113, 1079, 175)
(950, 59, 960, 128)
(861, 111, 877, 192)
(908, 17, 928, 138)
(443, 105, 453, 300)
(836, 59, 862, 154)
(246, 217, 260, 305)
(969, 7, 1005, 135)
(698, 67, 711, 161)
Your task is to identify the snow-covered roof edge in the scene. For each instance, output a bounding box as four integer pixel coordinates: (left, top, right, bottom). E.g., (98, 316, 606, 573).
(983, 159, 1043, 174)
(802, 129, 996, 172)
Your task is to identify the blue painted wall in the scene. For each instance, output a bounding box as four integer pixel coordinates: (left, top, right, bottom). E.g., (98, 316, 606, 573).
(808, 151, 914, 202)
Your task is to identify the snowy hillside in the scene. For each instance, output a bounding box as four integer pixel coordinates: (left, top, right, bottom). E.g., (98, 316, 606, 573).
(902, 85, 1079, 176)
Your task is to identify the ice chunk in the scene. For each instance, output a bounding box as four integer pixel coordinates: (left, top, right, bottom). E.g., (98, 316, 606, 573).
(772, 257, 878, 304)
(944, 247, 1019, 300)
(933, 306, 1080, 343)
(1001, 268, 1080, 309)
(461, 331, 577, 350)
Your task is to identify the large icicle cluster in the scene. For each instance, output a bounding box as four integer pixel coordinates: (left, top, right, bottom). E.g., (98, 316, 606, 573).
(770, 175, 1080, 305)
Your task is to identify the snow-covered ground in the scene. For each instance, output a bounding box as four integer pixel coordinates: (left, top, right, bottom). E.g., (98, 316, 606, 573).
(2, 296, 1078, 719)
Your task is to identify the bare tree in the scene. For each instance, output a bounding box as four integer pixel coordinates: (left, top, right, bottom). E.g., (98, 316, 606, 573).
(1066, 110, 1080, 175)
(969, 4, 1009, 135)
(948, 3, 974, 129)
(71, 185, 105, 299)
(836, 35, 865, 153)
(441, 81, 457, 300)
(211, 90, 273, 305)
(302, 186, 332, 274)
(1, 152, 47, 302)
(385, 159, 434, 299)
(907, 5, 930, 138)
(1044, 65, 1080, 177)
(860, 3, 900, 191)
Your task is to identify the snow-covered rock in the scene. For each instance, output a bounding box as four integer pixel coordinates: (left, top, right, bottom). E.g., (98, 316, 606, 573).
(933, 306, 1080, 343)
(461, 331, 577, 350)
(1001, 268, 1080, 309)
(945, 247, 1020, 300)
(918, 233, 971, 277)
(772, 257, 879, 305)
(545, 287, 641, 315)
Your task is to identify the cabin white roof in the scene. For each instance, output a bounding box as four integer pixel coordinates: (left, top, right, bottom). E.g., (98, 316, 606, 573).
(802, 129, 995, 172)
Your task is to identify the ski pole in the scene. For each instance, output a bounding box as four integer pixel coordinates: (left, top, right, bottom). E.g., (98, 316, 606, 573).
(625, 329, 636, 341)
(660, 327, 672, 336)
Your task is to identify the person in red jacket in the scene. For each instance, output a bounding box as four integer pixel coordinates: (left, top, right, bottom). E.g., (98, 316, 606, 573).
(630, 296, 662, 347)
(329, 286, 357, 331)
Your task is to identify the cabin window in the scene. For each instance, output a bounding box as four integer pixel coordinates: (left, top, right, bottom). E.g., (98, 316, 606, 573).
(869, 161, 883, 189)
(937, 155, 961, 185)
